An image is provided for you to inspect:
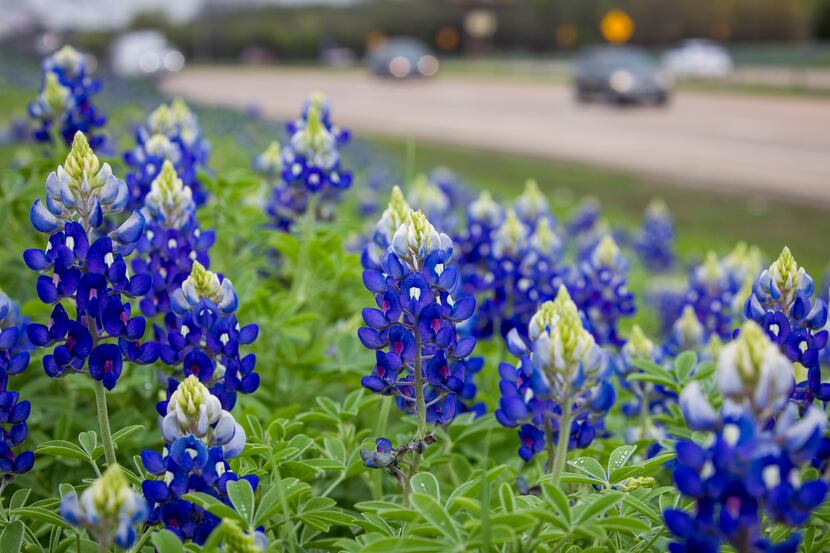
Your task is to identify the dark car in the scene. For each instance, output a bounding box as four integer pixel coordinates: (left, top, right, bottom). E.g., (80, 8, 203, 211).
(367, 37, 439, 79)
(573, 46, 671, 105)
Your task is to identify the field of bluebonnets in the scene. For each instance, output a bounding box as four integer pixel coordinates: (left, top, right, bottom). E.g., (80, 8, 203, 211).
(0, 44, 829, 553)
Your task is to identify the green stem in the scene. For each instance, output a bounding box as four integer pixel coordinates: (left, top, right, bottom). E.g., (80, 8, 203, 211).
(371, 397, 393, 499)
(544, 417, 555, 474)
(550, 400, 572, 484)
(403, 332, 426, 507)
(93, 380, 116, 467)
(638, 384, 651, 441)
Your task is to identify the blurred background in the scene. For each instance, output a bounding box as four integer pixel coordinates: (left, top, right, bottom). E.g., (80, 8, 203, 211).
(1, 0, 829, 268)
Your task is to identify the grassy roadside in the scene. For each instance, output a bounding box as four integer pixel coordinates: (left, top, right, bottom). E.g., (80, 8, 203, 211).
(2, 81, 826, 274)
(365, 134, 830, 273)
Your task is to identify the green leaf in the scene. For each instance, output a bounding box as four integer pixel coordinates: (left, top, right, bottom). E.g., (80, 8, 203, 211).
(411, 492, 460, 543)
(111, 425, 145, 444)
(77, 431, 97, 456)
(35, 440, 89, 461)
(627, 373, 680, 393)
(12, 507, 70, 529)
(559, 472, 605, 485)
(541, 482, 571, 526)
(575, 492, 625, 525)
(226, 479, 255, 527)
(151, 529, 184, 553)
(568, 457, 607, 483)
(498, 482, 515, 512)
(9, 489, 30, 510)
(410, 472, 440, 501)
(595, 515, 650, 533)
(607, 445, 637, 475)
(0, 521, 25, 553)
(183, 492, 244, 523)
(674, 351, 697, 382)
(324, 437, 347, 465)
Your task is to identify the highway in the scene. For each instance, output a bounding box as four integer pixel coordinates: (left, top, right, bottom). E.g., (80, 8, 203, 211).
(162, 67, 830, 205)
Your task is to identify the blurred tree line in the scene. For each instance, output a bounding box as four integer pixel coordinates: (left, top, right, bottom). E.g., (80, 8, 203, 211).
(71, 0, 830, 61)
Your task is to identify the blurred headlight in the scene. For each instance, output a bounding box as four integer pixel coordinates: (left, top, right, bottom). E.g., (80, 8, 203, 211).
(163, 50, 185, 72)
(388, 56, 411, 78)
(139, 52, 161, 74)
(417, 55, 439, 77)
(609, 70, 634, 93)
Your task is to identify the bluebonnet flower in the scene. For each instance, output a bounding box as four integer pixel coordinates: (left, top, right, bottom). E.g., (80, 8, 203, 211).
(156, 262, 259, 411)
(744, 247, 829, 401)
(132, 161, 215, 317)
(266, 94, 351, 231)
(635, 199, 676, 272)
(0, 293, 33, 478)
(407, 174, 456, 233)
(468, 207, 567, 342)
(361, 186, 411, 272)
(359, 210, 477, 430)
(28, 45, 107, 148)
(141, 376, 256, 544)
(667, 321, 827, 553)
(566, 197, 601, 238)
(61, 464, 147, 549)
(252, 141, 282, 182)
(662, 305, 707, 358)
(454, 191, 504, 288)
(24, 132, 158, 391)
(570, 235, 635, 347)
(286, 91, 351, 145)
(496, 288, 614, 477)
(513, 179, 554, 228)
(124, 99, 211, 208)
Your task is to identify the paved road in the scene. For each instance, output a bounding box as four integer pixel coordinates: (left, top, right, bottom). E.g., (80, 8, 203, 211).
(162, 67, 830, 204)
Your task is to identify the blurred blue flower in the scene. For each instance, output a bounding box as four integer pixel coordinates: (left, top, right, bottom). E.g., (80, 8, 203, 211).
(264, 94, 351, 231)
(570, 235, 635, 347)
(634, 199, 676, 272)
(61, 464, 147, 549)
(28, 45, 107, 149)
(124, 99, 211, 208)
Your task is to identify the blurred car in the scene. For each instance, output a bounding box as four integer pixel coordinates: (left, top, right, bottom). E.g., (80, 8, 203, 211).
(367, 37, 439, 79)
(662, 39, 733, 78)
(110, 31, 184, 77)
(574, 46, 671, 105)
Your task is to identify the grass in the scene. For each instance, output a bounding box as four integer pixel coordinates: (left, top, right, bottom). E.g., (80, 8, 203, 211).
(366, 134, 830, 274)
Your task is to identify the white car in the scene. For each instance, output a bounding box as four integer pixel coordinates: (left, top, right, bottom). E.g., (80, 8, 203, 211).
(110, 31, 184, 77)
(662, 39, 733, 79)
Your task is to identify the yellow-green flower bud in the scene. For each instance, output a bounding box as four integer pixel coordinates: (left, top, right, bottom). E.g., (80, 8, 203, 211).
(376, 186, 411, 244)
(492, 209, 528, 258)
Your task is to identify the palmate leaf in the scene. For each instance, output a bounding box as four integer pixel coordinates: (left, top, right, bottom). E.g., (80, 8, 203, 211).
(411, 492, 461, 543)
(410, 472, 440, 500)
(568, 457, 607, 483)
(151, 529, 184, 553)
(182, 492, 243, 523)
(607, 445, 637, 475)
(574, 492, 625, 525)
(0, 520, 25, 553)
(226, 479, 255, 528)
